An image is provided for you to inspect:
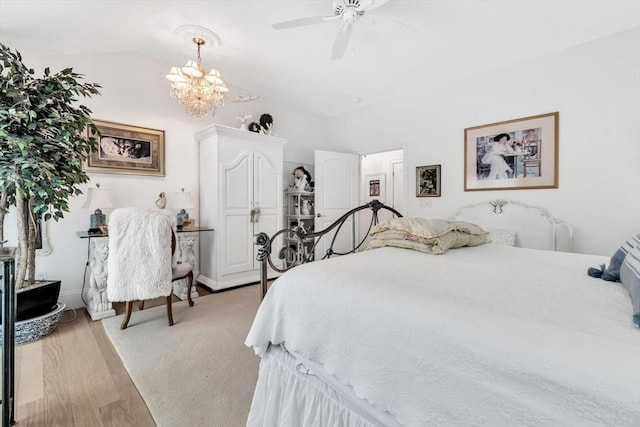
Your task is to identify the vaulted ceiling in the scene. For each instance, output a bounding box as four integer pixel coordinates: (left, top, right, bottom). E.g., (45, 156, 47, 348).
(1, 0, 639, 117)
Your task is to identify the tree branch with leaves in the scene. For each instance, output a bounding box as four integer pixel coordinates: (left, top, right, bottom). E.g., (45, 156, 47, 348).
(0, 43, 101, 288)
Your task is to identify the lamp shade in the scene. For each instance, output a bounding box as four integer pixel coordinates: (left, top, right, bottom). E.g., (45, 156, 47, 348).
(165, 66, 186, 83)
(82, 187, 115, 210)
(173, 190, 195, 209)
(181, 60, 204, 78)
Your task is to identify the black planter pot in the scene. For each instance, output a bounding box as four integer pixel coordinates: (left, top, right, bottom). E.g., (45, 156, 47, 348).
(0, 280, 65, 345)
(0, 280, 61, 324)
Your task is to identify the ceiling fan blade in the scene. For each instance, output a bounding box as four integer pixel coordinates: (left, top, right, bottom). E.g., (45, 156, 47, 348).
(357, 0, 390, 12)
(272, 15, 337, 30)
(367, 12, 418, 32)
(331, 22, 353, 60)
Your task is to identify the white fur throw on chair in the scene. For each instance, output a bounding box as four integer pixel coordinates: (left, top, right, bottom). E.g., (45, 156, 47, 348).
(107, 208, 174, 302)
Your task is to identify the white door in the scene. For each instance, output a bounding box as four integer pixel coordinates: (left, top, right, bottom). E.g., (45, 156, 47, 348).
(314, 150, 359, 260)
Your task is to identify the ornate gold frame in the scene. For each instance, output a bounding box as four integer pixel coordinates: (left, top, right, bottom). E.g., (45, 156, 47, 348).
(83, 120, 165, 177)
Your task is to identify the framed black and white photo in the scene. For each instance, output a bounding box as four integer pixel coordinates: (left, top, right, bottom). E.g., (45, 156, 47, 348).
(365, 173, 386, 202)
(83, 120, 165, 176)
(416, 165, 441, 197)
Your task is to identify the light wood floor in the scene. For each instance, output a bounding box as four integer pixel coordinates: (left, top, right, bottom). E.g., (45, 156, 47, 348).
(9, 285, 213, 426)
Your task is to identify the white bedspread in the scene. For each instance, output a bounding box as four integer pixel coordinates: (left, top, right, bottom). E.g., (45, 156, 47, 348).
(245, 245, 640, 426)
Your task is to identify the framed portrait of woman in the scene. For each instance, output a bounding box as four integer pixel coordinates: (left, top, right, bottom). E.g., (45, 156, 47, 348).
(464, 112, 558, 191)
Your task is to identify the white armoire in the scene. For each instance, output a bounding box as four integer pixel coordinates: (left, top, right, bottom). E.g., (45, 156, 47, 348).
(196, 124, 286, 291)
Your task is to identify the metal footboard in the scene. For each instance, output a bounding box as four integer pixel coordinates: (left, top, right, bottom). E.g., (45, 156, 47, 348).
(253, 200, 402, 298)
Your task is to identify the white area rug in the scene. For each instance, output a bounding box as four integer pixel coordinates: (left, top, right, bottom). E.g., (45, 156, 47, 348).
(102, 285, 262, 427)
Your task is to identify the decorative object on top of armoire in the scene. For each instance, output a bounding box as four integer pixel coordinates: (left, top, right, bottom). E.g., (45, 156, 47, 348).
(248, 122, 261, 133)
(259, 113, 274, 135)
(237, 113, 252, 130)
(197, 124, 286, 291)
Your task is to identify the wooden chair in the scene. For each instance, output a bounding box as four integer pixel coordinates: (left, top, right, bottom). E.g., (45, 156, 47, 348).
(122, 231, 195, 329)
(106, 208, 194, 330)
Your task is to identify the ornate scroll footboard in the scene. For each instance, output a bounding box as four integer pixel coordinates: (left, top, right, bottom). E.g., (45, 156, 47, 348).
(253, 200, 402, 298)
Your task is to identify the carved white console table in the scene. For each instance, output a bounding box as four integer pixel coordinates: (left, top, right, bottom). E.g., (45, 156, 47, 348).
(77, 227, 213, 321)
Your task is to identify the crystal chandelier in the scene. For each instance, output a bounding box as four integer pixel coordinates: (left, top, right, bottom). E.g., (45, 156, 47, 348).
(165, 35, 228, 117)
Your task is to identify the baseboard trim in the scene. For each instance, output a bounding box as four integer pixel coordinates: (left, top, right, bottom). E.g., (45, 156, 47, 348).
(58, 289, 84, 310)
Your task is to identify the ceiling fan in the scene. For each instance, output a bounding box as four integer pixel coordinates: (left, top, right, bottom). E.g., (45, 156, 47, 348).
(272, 0, 391, 60)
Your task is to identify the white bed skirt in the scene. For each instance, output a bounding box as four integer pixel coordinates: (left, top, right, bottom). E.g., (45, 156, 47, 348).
(247, 345, 400, 427)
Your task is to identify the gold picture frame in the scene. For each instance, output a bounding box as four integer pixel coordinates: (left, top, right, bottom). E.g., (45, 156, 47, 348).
(464, 112, 558, 191)
(83, 120, 165, 176)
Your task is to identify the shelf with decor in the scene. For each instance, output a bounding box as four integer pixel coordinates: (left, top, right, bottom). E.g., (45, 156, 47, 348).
(284, 189, 315, 266)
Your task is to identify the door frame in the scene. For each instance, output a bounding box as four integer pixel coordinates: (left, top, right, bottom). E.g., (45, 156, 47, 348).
(357, 146, 407, 213)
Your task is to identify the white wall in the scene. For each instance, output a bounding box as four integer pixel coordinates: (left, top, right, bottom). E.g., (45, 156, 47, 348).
(2, 50, 328, 309)
(328, 27, 640, 256)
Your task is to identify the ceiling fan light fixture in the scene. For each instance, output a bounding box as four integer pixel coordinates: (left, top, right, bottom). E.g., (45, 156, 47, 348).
(166, 26, 227, 117)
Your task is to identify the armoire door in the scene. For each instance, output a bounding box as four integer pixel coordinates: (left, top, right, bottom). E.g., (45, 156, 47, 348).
(253, 152, 281, 266)
(220, 151, 281, 276)
(220, 152, 254, 276)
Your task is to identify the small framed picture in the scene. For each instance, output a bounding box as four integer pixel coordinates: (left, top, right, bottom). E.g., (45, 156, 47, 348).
(416, 165, 441, 197)
(365, 173, 386, 202)
(83, 119, 165, 176)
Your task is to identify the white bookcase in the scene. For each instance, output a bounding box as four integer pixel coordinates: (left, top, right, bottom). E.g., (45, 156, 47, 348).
(284, 189, 315, 265)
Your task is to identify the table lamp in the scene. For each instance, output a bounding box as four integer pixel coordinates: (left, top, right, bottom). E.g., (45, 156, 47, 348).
(173, 188, 195, 229)
(82, 184, 115, 233)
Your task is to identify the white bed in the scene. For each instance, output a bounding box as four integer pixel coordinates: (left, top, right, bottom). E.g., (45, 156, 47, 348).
(245, 200, 640, 426)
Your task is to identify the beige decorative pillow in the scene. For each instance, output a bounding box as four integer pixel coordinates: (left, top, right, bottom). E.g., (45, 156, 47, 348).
(449, 221, 489, 236)
(367, 230, 490, 255)
(367, 238, 437, 254)
(371, 218, 454, 239)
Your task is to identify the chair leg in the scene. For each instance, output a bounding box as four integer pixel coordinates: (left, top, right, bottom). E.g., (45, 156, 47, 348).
(121, 301, 133, 330)
(166, 296, 174, 326)
(186, 271, 195, 307)
(138, 300, 145, 311)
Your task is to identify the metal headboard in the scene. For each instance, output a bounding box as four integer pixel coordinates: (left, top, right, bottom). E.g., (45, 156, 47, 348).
(253, 200, 402, 298)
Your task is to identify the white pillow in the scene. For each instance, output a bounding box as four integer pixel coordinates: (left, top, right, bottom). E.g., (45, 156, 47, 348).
(487, 228, 517, 246)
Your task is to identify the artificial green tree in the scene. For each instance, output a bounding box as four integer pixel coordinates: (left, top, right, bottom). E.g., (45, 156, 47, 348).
(0, 43, 101, 289)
